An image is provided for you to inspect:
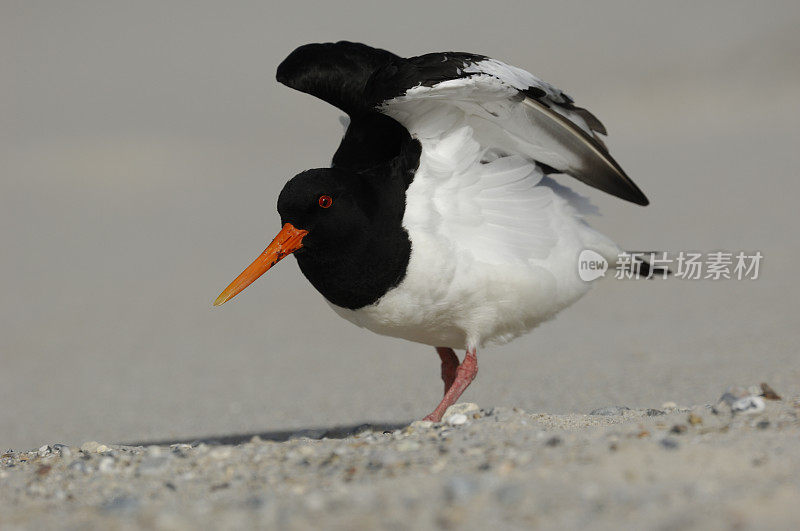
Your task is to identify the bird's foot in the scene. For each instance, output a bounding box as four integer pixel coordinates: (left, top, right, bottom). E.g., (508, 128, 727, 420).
(423, 347, 478, 422)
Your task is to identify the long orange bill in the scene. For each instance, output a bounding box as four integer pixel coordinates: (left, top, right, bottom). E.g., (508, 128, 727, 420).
(213, 223, 308, 306)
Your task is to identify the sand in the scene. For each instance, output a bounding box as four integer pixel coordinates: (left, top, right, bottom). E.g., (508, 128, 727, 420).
(3, 394, 799, 530)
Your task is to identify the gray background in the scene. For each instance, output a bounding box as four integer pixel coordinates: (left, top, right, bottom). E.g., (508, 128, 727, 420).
(2, 1, 798, 449)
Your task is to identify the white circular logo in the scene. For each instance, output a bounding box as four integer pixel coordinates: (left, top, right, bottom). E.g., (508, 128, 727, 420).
(578, 250, 608, 281)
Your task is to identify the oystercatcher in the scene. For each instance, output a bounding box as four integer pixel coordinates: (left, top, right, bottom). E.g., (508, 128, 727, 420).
(214, 41, 650, 422)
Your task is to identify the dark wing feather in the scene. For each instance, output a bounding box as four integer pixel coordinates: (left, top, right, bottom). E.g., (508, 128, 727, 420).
(520, 97, 647, 205)
(276, 41, 398, 115)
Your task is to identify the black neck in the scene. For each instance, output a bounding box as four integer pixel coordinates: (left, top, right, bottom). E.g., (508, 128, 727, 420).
(294, 222, 410, 310)
(294, 113, 420, 310)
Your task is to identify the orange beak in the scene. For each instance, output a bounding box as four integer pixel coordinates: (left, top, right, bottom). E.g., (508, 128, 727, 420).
(213, 223, 308, 306)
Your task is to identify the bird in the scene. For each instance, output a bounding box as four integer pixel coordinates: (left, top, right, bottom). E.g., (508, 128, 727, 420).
(213, 41, 650, 422)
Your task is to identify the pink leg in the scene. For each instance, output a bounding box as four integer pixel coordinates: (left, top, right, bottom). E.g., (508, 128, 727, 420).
(436, 347, 459, 394)
(423, 348, 478, 422)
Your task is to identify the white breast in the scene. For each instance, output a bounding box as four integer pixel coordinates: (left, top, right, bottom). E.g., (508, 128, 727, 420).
(329, 115, 621, 350)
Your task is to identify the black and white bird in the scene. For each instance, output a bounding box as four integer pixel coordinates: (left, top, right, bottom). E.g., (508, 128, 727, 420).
(214, 41, 650, 422)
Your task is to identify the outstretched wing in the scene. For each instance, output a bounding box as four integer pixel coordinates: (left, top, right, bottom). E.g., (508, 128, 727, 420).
(277, 42, 648, 206)
(365, 53, 648, 206)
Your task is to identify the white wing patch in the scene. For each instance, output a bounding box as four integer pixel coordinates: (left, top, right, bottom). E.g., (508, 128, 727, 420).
(461, 59, 597, 138)
(383, 77, 591, 177)
(462, 59, 564, 100)
(400, 115, 558, 265)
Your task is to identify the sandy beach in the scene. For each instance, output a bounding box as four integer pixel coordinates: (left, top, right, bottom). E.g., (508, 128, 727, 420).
(3, 390, 799, 529)
(2, 1, 799, 528)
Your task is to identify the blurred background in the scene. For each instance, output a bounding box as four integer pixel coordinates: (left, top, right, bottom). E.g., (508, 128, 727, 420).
(2, 1, 799, 449)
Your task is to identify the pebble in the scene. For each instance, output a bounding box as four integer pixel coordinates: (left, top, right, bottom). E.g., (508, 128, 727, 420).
(443, 402, 480, 418)
(646, 409, 666, 416)
(446, 413, 468, 426)
(170, 444, 193, 456)
(660, 401, 678, 410)
(80, 441, 101, 453)
(590, 406, 630, 416)
(37, 445, 50, 457)
(731, 396, 766, 415)
(52, 444, 72, 459)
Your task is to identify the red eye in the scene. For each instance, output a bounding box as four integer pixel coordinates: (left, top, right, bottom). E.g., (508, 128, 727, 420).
(318, 195, 333, 208)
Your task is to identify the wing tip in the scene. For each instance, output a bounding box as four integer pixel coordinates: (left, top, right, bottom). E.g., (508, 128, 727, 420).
(610, 166, 649, 206)
(583, 170, 650, 206)
(522, 97, 650, 207)
(607, 169, 650, 206)
(628, 190, 650, 206)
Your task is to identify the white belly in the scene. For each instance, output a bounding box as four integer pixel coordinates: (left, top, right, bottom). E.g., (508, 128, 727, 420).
(329, 234, 591, 350)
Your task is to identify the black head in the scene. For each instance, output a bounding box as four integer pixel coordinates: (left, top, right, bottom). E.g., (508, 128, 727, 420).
(273, 166, 411, 309)
(277, 168, 374, 254)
